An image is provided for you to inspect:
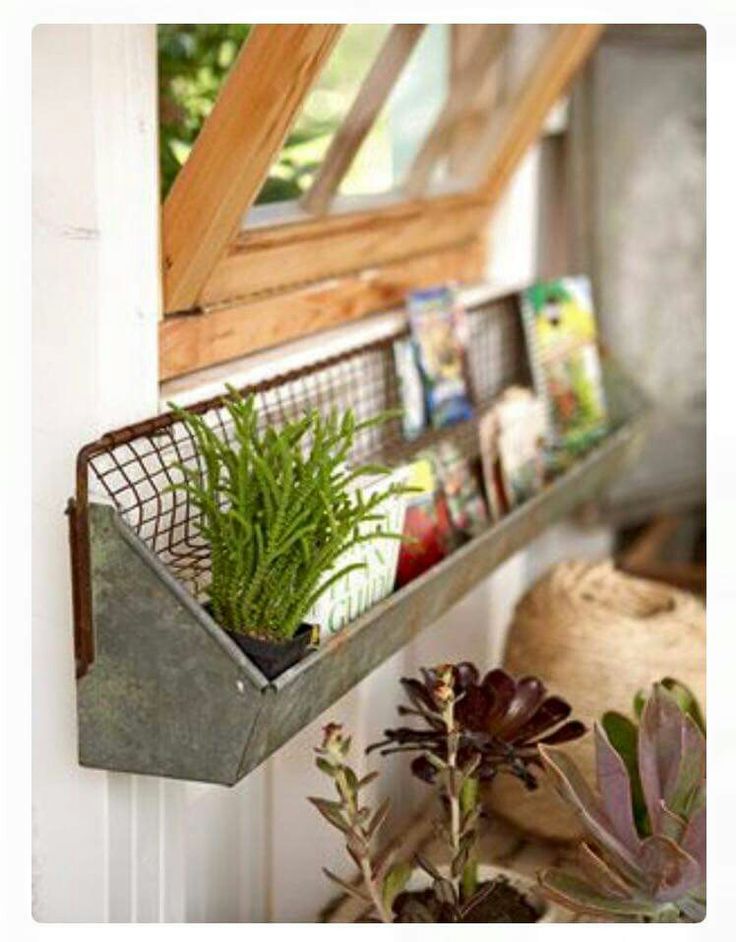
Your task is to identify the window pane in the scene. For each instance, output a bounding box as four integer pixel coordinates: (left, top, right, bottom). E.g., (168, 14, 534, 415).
(158, 24, 565, 217)
(339, 25, 450, 198)
(253, 25, 391, 205)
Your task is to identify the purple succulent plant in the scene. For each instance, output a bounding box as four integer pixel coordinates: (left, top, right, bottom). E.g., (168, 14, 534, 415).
(368, 663, 586, 789)
(538, 684, 706, 922)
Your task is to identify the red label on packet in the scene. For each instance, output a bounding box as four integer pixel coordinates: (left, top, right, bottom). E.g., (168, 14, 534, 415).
(395, 457, 455, 589)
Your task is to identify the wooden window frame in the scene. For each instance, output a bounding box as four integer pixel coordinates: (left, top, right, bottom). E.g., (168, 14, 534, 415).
(159, 23, 604, 381)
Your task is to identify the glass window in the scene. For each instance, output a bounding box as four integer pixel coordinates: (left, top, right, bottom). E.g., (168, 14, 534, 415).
(339, 25, 450, 199)
(159, 24, 559, 218)
(158, 24, 391, 203)
(254, 25, 391, 205)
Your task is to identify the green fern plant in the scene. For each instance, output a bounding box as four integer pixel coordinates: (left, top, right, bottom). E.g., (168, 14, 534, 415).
(168, 386, 407, 642)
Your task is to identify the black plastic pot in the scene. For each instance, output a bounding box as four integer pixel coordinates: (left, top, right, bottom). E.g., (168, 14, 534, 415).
(226, 624, 314, 680)
(203, 603, 315, 680)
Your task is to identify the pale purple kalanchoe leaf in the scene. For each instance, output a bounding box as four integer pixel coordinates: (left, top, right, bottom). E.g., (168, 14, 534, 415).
(538, 684, 706, 923)
(594, 724, 641, 856)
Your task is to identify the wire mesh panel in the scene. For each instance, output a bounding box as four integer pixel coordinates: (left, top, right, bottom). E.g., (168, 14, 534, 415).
(79, 295, 529, 604)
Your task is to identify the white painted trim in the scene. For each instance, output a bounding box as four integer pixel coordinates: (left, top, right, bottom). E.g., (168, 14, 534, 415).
(32, 24, 164, 923)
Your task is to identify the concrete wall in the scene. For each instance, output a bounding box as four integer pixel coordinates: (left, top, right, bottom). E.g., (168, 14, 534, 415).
(569, 26, 706, 521)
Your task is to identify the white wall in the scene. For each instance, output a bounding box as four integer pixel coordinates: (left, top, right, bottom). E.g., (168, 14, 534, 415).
(32, 24, 164, 922)
(31, 24, 612, 923)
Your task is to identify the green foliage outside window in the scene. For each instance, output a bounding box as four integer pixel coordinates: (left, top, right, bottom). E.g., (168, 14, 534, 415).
(158, 25, 251, 200)
(157, 24, 389, 204)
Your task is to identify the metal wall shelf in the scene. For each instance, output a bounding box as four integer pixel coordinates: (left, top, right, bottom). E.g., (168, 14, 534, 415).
(69, 291, 649, 785)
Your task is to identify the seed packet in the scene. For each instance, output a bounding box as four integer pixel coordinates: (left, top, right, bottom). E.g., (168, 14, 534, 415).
(520, 276, 608, 454)
(407, 285, 474, 429)
(431, 440, 488, 539)
(395, 456, 455, 589)
(495, 388, 546, 508)
(478, 409, 506, 521)
(393, 337, 426, 440)
(308, 466, 409, 639)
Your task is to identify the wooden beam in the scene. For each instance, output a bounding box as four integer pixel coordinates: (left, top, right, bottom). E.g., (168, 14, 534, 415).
(472, 24, 604, 203)
(159, 240, 486, 380)
(200, 192, 489, 305)
(161, 25, 343, 313)
(446, 25, 507, 179)
(302, 25, 426, 215)
(404, 25, 509, 197)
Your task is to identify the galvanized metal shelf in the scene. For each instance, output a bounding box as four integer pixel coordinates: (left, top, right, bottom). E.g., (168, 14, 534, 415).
(69, 291, 649, 785)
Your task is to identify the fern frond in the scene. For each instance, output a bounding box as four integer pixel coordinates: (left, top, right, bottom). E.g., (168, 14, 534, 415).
(169, 389, 403, 642)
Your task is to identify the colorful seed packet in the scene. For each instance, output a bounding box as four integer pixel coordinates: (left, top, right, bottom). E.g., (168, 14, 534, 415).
(395, 456, 455, 589)
(430, 440, 488, 539)
(407, 285, 474, 430)
(308, 466, 408, 639)
(478, 408, 506, 522)
(495, 390, 546, 508)
(478, 387, 547, 514)
(393, 336, 426, 441)
(520, 276, 608, 454)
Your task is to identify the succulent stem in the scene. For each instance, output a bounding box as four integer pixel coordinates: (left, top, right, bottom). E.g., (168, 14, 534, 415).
(459, 776, 479, 901)
(437, 672, 479, 903)
(334, 766, 392, 924)
(359, 855, 392, 924)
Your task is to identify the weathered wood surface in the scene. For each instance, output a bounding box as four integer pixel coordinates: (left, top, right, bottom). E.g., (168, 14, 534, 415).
(201, 192, 489, 304)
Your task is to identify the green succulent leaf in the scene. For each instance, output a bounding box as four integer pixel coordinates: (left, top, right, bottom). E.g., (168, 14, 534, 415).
(542, 681, 706, 924)
(639, 834, 702, 903)
(659, 678, 706, 734)
(633, 688, 647, 720)
(322, 868, 372, 904)
(539, 868, 671, 919)
(539, 744, 641, 882)
(634, 678, 705, 734)
(308, 797, 349, 833)
(342, 766, 359, 796)
(382, 861, 413, 911)
(315, 757, 336, 778)
(594, 723, 641, 854)
(638, 686, 706, 834)
(601, 710, 650, 836)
